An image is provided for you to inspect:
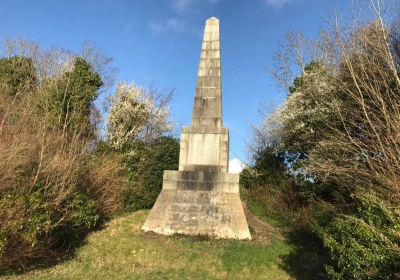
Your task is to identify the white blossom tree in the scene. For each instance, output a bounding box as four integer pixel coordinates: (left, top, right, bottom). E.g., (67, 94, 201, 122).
(107, 82, 173, 149)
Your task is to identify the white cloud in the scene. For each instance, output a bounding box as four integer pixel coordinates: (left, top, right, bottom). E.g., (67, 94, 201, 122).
(172, 0, 221, 11)
(264, 0, 293, 8)
(229, 158, 246, 174)
(151, 0, 222, 35)
(173, 0, 194, 11)
(150, 17, 186, 35)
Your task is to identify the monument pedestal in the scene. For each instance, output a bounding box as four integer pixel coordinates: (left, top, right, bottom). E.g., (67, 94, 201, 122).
(142, 17, 251, 240)
(142, 170, 251, 239)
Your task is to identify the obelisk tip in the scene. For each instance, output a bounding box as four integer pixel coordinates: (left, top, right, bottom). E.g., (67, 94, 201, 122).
(207, 17, 219, 23)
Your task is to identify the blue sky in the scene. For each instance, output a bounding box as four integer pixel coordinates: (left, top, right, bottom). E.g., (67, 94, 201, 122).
(0, 0, 358, 162)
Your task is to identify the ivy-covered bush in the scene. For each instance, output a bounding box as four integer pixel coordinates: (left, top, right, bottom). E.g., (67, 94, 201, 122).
(0, 56, 36, 96)
(312, 192, 400, 280)
(123, 136, 180, 211)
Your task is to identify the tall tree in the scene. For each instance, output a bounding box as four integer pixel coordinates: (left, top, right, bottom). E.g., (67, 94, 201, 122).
(45, 57, 103, 135)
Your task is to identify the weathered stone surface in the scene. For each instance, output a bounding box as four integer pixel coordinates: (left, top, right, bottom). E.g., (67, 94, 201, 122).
(179, 128, 229, 172)
(192, 17, 223, 129)
(142, 189, 250, 239)
(162, 171, 239, 193)
(142, 17, 251, 240)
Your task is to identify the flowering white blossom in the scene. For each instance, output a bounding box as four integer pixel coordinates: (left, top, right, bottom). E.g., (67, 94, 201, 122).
(279, 64, 336, 146)
(107, 82, 173, 149)
(252, 63, 336, 156)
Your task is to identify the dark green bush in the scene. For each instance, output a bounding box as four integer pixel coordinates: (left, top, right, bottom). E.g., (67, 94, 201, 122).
(239, 167, 258, 190)
(123, 136, 179, 211)
(70, 193, 99, 229)
(23, 191, 55, 247)
(0, 188, 103, 272)
(312, 192, 400, 280)
(44, 57, 103, 135)
(0, 56, 36, 96)
(240, 148, 303, 227)
(0, 231, 6, 256)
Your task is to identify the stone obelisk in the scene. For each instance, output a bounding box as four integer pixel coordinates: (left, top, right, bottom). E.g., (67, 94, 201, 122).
(142, 17, 251, 240)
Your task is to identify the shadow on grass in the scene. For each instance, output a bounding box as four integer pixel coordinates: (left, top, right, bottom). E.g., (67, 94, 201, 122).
(280, 230, 329, 280)
(0, 222, 110, 277)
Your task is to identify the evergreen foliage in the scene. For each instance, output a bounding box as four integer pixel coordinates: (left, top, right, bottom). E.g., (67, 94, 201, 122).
(0, 56, 36, 96)
(44, 57, 103, 134)
(122, 136, 180, 211)
(312, 192, 400, 280)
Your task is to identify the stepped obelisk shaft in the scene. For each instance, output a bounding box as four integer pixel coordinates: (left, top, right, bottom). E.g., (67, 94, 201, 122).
(142, 17, 251, 240)
(178, 17, 229, 173)
(192, 17, 222, 128)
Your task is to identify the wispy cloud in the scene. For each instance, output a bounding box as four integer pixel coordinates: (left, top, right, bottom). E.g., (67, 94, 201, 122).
(150, 0, 222, 35)
(264, 0, 293, 8)
(172, 0, 221, 12)
(173, 0, 194, 12)
(150, 17, 186, 35)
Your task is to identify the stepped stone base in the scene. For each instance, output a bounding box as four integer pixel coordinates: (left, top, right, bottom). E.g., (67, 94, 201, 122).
(142, 170, 251, 240)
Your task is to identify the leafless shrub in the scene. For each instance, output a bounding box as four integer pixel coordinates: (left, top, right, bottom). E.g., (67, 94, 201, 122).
(308, 16, 400, 199)
(86, 153, 128, 216)
(264, 0, 400, 201)
(0, 40, 126, 270)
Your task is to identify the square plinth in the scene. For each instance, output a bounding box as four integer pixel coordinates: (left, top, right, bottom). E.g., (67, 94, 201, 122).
(142, 170, 251, 240)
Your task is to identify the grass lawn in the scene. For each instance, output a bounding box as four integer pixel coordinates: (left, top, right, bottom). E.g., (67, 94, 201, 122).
(2, 210, 326, 280)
